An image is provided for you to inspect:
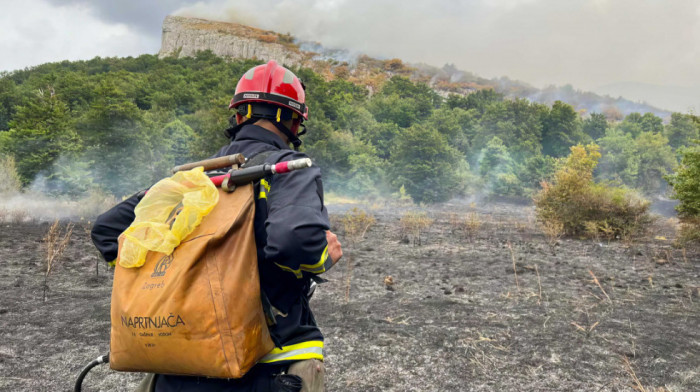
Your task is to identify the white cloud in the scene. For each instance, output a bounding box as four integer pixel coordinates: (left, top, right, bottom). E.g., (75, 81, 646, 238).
(0, 0, 159, 72)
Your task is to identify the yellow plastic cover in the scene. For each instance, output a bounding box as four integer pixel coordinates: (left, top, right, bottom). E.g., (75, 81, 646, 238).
(118, 167, 219, 268)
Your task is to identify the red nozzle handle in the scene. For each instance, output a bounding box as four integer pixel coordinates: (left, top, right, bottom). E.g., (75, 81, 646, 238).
(271, 158, 312, 174)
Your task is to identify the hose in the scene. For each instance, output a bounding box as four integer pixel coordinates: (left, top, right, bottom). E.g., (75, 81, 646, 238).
(74, 353, 109, 392)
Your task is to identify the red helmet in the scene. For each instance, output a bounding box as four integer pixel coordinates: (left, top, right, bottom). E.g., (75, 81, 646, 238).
(229, 60, 308, 120)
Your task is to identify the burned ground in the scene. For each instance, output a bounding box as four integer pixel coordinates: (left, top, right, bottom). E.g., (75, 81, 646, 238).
(0, 202, 698, 391)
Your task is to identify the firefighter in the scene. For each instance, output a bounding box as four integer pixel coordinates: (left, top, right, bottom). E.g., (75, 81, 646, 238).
(92, 60, 342, 392)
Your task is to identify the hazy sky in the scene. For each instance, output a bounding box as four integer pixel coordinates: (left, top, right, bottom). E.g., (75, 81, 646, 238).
(2, 0, 699, 110)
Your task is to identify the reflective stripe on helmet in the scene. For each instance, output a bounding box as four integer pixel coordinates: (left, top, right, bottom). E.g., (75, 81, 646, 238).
(230, 92, 307, 119)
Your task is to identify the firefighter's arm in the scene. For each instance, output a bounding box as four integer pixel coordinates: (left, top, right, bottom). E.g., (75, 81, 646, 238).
(264, 152, 335, 278)
(90, 191, 143, 263)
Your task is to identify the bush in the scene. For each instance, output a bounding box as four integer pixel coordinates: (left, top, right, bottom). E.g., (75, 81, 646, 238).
(534, 144, 650, 238)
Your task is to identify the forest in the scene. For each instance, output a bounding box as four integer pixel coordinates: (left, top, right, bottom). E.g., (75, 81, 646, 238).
(0, 52, 698, 205)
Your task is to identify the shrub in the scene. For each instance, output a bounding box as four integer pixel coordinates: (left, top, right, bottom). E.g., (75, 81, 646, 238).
(534, 144, 650, 238)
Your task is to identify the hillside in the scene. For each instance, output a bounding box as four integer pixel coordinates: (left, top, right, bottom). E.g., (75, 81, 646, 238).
(160, 15, 670, 119)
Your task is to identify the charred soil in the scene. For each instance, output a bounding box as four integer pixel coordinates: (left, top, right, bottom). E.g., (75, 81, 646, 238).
(0, 202, 698, 391)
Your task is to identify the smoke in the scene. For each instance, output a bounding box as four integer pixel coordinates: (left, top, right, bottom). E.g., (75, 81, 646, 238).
(0, 152, 145, 223)
(173, 0, 700, 111)
(0, 191, 117, 223)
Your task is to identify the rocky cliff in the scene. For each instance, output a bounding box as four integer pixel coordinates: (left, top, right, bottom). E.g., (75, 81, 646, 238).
(158, 15, 668, 117)
(159, 15, 305, 66)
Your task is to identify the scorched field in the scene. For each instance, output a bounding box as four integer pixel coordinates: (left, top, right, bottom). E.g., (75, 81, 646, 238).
(0, 200, 698, 391)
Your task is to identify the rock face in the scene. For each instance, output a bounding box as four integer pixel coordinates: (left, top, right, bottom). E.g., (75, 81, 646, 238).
(159, 16, 305, 67)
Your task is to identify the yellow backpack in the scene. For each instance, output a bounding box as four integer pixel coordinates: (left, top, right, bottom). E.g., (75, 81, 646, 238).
(109, 177, 274, 378)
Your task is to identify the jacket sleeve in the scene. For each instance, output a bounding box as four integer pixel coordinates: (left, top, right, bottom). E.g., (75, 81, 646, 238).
(90, 192, 143, 263)
(263, 151, 332, 278)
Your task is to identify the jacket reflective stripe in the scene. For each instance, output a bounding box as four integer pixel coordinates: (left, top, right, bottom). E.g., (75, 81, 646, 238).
(300, 245, 331, 273)
(274, 244, 331, 279)
(260, 179, 271, 192)
(258, 341, 323, 363)
(258, 179, 271, 199)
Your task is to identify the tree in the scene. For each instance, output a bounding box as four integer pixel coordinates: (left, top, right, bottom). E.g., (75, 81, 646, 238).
(582, 113, 608, 140)
(1, 88, 80, 183)
(75, 79, 151, 195)
(666, 141, 700, 218)
(616, 112, 663, 138)
(665, 140, 700, 243)
(181, 104, 230, 160)
(640, 112, 664, 134)
(517, 154, 557, 194)
(596, 128, 639, 186)
(389, 124, 468, 203)
(380, 76, 441, 116)
(542, 100, 587, 157)
(477, 98, 545, 159)
(0, 77, 20, 131)
(666, 113, 699, 150)
(634, 131, 676, 194)
(337, 106, 399, 160)
(367, 93, 421, 128)
(424, 107, 476, 155)
(477, 136, 522, 196)
(617, 113, 644, 137)
(597, 129, 676, 194)
(304, 120, 383, 197)
(446, 89, 503, 115)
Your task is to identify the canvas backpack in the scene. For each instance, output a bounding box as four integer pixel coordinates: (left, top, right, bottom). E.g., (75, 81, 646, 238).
(109, 182, 275, 378)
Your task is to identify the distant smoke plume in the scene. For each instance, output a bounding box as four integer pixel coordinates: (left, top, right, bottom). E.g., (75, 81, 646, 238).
(174, 0, 700, 112)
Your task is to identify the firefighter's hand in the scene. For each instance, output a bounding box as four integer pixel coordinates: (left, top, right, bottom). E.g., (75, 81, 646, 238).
(326, 230, 343, 264)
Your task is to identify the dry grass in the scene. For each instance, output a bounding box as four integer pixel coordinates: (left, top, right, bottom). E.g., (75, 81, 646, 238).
(0, 208, 32, 223)
(449, 212, 482, 241)
(339, 208, 376, 302)
(540, 219, 564, 246)
(185, 17, 300, 51)
(621, 356, 671, 392)
(676, 217, 700, 246)
(535, 264, 542, 304)
(340, 208, 376, 243)
(400, 211, 434, 246)
(43, 220, 73, 301)
(0, 154, 21, 194)
(506, 241, 520, 292)
(588, 269, 612, 304)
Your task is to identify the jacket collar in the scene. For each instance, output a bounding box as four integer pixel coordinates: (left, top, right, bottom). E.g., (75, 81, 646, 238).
(234, 124, 291, 151)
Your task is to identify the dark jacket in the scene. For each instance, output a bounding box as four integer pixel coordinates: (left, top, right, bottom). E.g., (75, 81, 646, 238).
(91, 124, 332, 391)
